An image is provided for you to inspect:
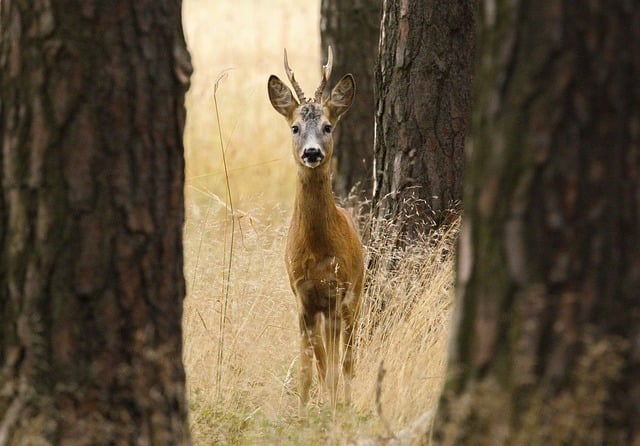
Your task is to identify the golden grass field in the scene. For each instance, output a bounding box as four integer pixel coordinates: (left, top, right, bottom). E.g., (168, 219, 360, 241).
(182, 1, 457, 443)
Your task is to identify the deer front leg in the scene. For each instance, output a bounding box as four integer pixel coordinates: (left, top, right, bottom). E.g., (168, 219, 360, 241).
(311, 312, 328, 390)
(298, 319, 313, 410)
(298, 312, 326, 410)
(324, 313, 341, 408)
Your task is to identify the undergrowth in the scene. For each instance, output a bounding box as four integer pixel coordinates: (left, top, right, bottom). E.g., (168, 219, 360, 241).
(182, 201, 458, 445)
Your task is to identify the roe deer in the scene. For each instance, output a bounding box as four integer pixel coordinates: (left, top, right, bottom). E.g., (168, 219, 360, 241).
(267, 47, 364, 410)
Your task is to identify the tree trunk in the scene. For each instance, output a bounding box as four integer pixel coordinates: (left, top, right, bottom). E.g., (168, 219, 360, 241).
(320, 0, 381, 200)
(0, 2, 192, 444)
(372, 0, 474, 240)
(438, 1, 640, 445)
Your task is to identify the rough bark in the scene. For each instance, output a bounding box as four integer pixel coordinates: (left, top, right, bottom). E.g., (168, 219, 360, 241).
(372, 0, 474, 239)
(437, 1, 640, 445)
(320, 0, 381, 200)
(0, 1, 192, 444)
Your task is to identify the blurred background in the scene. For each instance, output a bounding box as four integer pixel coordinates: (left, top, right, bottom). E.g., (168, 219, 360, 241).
(183, 0, 320, 220)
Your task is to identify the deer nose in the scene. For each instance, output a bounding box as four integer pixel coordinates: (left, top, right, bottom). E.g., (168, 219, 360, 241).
(302, 147, 324, 164)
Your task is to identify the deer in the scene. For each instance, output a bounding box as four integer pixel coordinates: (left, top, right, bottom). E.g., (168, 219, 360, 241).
(267, 47, 365, 410)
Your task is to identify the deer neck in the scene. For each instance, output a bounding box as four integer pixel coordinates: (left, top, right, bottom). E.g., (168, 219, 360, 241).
(292, 164, 339, 242)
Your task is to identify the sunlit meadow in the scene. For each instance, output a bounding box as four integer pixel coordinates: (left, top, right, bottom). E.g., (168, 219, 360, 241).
(182, 1, 456, 443)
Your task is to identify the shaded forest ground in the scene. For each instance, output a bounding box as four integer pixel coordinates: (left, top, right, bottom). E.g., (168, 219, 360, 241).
(182, 1, 456, 443)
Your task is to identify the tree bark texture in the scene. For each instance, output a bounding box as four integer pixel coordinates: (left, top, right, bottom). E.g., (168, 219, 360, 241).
(438, 2, 640, 445)
(372, 0, 474, 239)
(0, 1, 192, 444)
(320, 0, 381, 200)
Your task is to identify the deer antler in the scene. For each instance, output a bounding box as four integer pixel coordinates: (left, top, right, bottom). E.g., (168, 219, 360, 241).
(314, 46, 333, 102)
(284, 48, 306, 103)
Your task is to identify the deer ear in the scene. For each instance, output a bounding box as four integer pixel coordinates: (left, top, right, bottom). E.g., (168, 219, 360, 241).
(268, 75, 298, 120)
(326, 74, 355, 122)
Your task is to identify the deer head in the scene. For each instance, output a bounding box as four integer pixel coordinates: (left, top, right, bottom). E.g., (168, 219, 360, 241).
(268, 47, 355, 169)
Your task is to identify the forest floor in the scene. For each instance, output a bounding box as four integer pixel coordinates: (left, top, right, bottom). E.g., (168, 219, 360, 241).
(182, 1, 456, 443)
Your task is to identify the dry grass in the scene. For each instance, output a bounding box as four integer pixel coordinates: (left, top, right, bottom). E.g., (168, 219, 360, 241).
(182, 1, 457, 444)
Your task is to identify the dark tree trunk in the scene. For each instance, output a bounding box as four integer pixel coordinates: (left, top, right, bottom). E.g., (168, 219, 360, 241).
(320, 0, 381, 200)
(437, 1, 640, 445)
(372, 0, 474, 239)
(0, 1, 192, 444)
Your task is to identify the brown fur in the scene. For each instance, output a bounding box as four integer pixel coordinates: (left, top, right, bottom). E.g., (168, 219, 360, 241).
(268, 59, 364, 409)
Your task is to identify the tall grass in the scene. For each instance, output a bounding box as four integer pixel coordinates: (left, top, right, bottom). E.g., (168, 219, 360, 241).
(183, 203, 457, 444)
(182, 1, 457, 443)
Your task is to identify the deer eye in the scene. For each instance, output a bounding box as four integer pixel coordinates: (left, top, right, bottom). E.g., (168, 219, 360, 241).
(291, 125, 300, 134)
(323, 124, 332, 134)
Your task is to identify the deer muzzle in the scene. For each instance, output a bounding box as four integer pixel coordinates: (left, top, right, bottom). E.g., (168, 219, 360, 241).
(301, 147, 324, 167)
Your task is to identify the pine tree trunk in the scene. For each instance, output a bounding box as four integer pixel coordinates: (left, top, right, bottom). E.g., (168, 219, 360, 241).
(438, 2, 640, 444)
(372, 0, 474, 239)
(320, 0, 381, 200)
(0, 2, 192, 444)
